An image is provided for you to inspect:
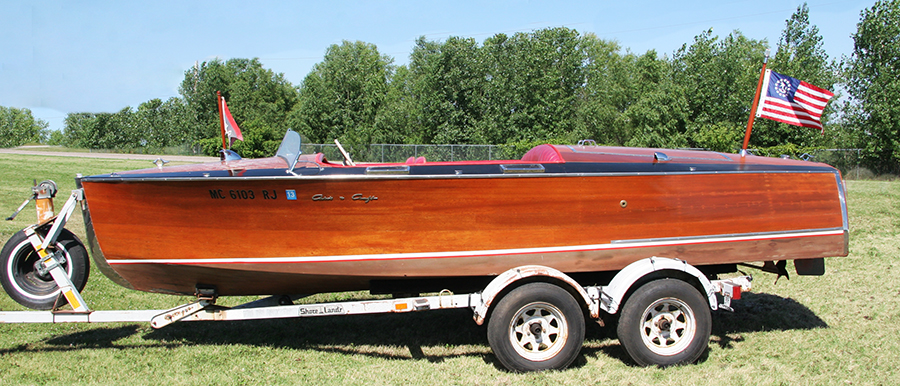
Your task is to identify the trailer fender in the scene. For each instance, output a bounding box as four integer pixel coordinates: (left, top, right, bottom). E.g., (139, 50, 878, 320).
(472, 265, 595, 325)
(600, 257, 718, 315)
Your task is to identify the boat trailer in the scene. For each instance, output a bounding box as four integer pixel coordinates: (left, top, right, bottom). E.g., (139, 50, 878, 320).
(2, 185, 753, 371)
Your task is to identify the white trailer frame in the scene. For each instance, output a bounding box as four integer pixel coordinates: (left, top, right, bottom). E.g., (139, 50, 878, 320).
(0, 256, 751, 328)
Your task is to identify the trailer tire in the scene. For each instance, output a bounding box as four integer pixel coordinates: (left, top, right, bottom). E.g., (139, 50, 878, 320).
(617, 278, 710, 367)
(1, 229, 89, 310)
(487, 282, 585, 372)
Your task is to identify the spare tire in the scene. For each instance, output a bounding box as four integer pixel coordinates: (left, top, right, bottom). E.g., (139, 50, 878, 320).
(1, 229, 89, 310)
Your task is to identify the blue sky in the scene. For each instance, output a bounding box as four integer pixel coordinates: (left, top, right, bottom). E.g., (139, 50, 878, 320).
(1, 0, 873, 132)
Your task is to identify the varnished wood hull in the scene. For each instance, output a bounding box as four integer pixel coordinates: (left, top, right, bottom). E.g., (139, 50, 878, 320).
(79, 146, 849, 296)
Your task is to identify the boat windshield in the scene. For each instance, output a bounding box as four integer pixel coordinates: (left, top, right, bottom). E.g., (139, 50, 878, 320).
(276, 130, 302, 170)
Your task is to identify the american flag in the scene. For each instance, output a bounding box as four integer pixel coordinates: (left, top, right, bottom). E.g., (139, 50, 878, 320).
(755, 70, 834, 131)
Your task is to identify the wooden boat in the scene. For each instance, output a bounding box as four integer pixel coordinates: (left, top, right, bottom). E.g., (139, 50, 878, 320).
(76, 132, 848, 297)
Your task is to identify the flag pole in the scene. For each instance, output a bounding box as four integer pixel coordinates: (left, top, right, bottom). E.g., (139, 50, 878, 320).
(741, 49, 770, 157)
(217, 91, 227, 151)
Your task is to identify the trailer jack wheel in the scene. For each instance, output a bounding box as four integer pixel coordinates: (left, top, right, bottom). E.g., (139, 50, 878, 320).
(617, 278, 710, 367)
(487, 282, 585, 372)
(1, 229, 89, 310)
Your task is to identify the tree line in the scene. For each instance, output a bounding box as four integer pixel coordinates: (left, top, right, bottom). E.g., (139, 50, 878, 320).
(2, 2, 898, 174)
(0, 106, 48, 148)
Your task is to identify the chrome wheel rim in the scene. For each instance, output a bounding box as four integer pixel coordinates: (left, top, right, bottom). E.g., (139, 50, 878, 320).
(640, 297, 696, 356)
(641, 298, 697, 356)
(508, 301, 569, 361)
(5, 238, 71, 301)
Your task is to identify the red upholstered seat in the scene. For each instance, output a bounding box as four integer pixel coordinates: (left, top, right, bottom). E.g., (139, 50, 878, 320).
(405, 156, 426, 164)
(520, 144, 563, 162)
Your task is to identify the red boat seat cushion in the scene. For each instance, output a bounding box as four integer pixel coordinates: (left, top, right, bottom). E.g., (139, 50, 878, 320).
(405, 156, 426, 164)
(521, 144, 563, 163)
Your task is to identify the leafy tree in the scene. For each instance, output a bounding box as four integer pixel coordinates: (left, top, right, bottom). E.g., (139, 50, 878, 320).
(58, 97, 200, 151)
(690, 122, 742, 152)
(63, 108, 142, 150)
(753, 3, 839, 148)
(180, 58, 298, 155)
(404, 36, 483, 144)
(576, 35, 637, 145)
(396, 27, 588, 145)
(670, 29, 772, 151)
(374, 65, 421, 144)
(770, 4, 838, 95)
(288, 41, 394, 149)
(622, 51, 690, 148)
(47, 130, 65, 146)
(106, 107, 143, 149)
(673, 29, 768, 134)
(63, 112, 110, 149)
(844, 0, 900, 173)
(230, 119, 284, 158)
(0, 106, 49, 147)
(134, 98, 197, 149)
(477, 28, 585, 144)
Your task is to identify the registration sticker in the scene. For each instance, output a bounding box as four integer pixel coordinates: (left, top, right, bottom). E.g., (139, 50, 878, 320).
(285, 190, 297, 200)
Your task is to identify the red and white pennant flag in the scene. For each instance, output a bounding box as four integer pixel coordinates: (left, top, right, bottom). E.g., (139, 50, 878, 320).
(220, 96, 243, 146)
(755, 70, 834, 131)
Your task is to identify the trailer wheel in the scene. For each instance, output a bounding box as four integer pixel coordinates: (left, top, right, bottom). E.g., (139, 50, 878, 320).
(487, 282, 585, 372)
(0, 229, 89, 310)
(617, 278, 710, 367)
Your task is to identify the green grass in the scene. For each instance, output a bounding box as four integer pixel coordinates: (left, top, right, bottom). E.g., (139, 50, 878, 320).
(1, 153, 898, 385)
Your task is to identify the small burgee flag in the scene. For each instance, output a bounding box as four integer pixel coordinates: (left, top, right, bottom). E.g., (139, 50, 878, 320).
(221, 97, 243, 146)
(755, 70, 834, 131)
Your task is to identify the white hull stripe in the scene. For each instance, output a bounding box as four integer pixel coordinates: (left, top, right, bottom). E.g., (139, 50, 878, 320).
(108, 229, 845, 265)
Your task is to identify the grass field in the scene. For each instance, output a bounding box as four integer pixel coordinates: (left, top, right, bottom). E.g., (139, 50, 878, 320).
(0, 153, 898, 385)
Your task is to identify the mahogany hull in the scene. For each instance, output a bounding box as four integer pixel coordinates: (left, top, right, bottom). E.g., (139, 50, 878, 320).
(79, 146, 849, 296)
